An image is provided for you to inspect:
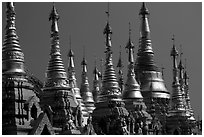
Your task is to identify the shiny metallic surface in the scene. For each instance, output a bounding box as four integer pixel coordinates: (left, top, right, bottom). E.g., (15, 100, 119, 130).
(170, 42, 186, 111)
(44, 3, 68, 89)
(123, 29, 143, 99)
(80, 56, 95, 113)
(117, 47, 124, 94)
(99, 18, 123, 101)
(92, 65, 100, 103)
(67, 48, 82, 100)
(2, 2, 25, 75)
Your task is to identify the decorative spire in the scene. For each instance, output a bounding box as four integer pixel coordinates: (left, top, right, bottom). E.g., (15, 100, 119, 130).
(183, 59, 194, 119)
(67, 36, 82, 101)
(104, 3, 112, 49)
(44, 3, 68, 88)
(80, 57, 95, 115)
(117, 45, 123, 68)
(178, 45, 184, 84)
(123, 24, 143, 99)
(126, 22, 134, 64)
(170, 35, 179, 70)
(93, 57, 100, 103)
(100, 4, 121, 101)
(81, 46, 88, 73)
(117, 45, 124, 93)
(80, 49, 94, 111)
(42, 3, 78, 129)
(136, 2, 157, 72)
(3, 2, 25, 74)
(139, 2, 150, 16)
(170, 35, 185, 110)
(68, 36, 74, 68)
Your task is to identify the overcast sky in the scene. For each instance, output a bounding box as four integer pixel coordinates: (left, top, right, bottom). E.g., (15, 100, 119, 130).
(2, 2, 202, 120)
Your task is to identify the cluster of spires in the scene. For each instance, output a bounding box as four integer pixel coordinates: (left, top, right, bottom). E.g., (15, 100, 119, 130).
(3, 2, 195, 126)
(170, 35, 194, 119)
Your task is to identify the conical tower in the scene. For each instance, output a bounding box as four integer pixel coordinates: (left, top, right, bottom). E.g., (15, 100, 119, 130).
(92, 5, 128, 135)
(178, 47, 187, 109)
(183, 60, 195, 121)
(3, 2, 25, 75)
(2, 3, 43, 134)
(134, 2, 170, 121)
(117, 45, 124, 94)
(98, 10, 121, 101)
(170, 36, 185, 111)
(123, 23, 143, 100)
(166, 36, 190, 135)
(122, 23, 151, 135)
(41, 3, 78, 129)
(67, 38, 86, 127)
(92, 58, 100, 103)
(80, 51, 95, 115)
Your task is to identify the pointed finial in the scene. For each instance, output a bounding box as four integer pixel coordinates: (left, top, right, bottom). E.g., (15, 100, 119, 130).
(139, 2, 150, 16)
(117, 45, 123, 68)
(172, 34, 175, 46)
(178, 44, 184, 70)
(171, 35, 178, 57)
(49, 2, 59, 33)
(68, 36, 74, 57)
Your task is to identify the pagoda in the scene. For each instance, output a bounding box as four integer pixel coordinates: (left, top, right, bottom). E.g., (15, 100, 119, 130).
(92, 5, 129, 135)
(134, 2, 170, 125)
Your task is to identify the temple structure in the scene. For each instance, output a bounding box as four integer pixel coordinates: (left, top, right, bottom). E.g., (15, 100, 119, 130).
(80, 52, 95, 118)
(134, 3, 170, 128)
(2, 2, 197, 135)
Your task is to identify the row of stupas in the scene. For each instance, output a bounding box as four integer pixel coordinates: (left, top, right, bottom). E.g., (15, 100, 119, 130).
(2, 2, 195, 135)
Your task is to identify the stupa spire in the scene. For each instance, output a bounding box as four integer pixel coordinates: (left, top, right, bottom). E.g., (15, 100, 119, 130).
(178, 45, 185, 84)
(184, 59, 195, 120)
(67, 36, 82, 100)
(117, 45, 124, 93)
(44, 3, 68, 88)
(100, 3, 121, 101)
(123, 23, 143, 99)
(136, 2, 157, 72)
(170, 35, 185, 110)
(92, 57, 100, 103)
(80, 48, 95, 114)
(3, 2, 25, 74)
(42, 3, 79, 129)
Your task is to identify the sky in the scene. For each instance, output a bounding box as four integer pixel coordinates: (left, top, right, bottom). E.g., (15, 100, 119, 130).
(2, 2, 202, 120)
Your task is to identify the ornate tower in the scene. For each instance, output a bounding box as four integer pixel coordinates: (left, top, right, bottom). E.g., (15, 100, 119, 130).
(166, 36, 190, 135)
(134, 2, 170, 121)
(178, 46, 187, 109)
(41, 3, 78, 129)
(123, 23, 143, 100)
(183, 60, 195, 121)
(122, 23, 151, 135)
(92, 5, 129, 135)
(2, 2, 42, 134)
(117, 45, 124, 93)
(170, 36, 185, 111)
(67, 39, 86, 127)
(92, 59, 100, 103)
(80, 51, 95, 116)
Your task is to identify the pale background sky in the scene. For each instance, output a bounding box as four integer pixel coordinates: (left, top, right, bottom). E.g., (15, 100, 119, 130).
(2, 2, 202, 120)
